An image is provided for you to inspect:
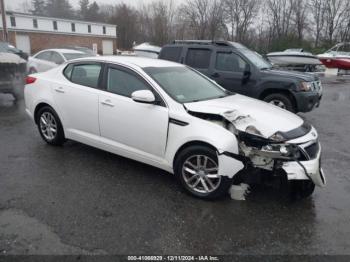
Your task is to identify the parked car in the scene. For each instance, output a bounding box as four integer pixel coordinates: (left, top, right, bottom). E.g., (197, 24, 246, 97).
(0, 41, 28, 60)
(159, 40, 323, 113)
(24, 56, 325, 200)
(61, 46, 97, 56)
(27, 49, 93, 73)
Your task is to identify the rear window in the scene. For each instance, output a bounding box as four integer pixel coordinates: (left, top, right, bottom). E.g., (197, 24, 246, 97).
(70, 64, 102, 88)
(185, 49, 211, 69)
(159, 46, 183, 62)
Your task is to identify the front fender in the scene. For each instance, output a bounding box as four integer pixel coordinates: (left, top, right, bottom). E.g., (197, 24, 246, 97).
(165, 114, 244, 177)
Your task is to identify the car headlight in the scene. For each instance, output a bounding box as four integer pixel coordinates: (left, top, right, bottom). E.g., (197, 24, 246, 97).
(269, 131, 286, 142)
(300, 82, 313, 92)
(260, 143, 300, 159)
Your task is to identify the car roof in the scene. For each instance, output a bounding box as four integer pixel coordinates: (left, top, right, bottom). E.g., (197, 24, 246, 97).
(40, 49, 85, 54)
(73, 56, 184, 68)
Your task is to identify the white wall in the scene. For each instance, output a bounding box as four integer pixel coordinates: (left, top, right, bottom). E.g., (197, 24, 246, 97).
(0, 13, 117, 38)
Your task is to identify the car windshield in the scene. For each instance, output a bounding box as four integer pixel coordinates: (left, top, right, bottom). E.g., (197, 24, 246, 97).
(62, 53, 92, 60)
(144, 66, 230, 103)
(240, 48, 272, 70)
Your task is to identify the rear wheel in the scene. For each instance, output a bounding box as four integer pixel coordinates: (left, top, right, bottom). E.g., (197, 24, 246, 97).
(263, 93, 295, 112)
(37, 106, 65, 146)
(174, 145, 232, 200)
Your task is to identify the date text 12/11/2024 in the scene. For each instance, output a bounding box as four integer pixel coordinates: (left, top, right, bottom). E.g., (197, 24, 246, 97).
(127, 256, 220, 261)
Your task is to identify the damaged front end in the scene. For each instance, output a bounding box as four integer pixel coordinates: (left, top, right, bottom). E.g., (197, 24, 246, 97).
(190, 109, 326, 188)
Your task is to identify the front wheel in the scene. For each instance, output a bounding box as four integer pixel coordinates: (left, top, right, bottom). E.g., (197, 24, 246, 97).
(174, 145, 232, 200)
(263, 93, 295, 112)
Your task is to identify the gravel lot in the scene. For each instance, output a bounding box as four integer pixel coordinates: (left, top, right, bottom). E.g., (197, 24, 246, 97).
(0, 76, 350, 255)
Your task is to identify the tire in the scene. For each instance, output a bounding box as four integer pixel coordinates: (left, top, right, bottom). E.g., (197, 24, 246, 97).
(263, 93, 295, 112)
(289, 180, 315, 200)
(174, 145, 232, 200)
(36, 106, 65, 146)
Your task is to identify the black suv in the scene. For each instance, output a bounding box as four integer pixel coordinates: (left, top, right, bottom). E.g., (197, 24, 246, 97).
(159, 40, 322, 113)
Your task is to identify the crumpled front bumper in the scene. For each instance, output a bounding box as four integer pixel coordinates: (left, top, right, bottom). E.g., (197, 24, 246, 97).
(282, 144, 326, 187)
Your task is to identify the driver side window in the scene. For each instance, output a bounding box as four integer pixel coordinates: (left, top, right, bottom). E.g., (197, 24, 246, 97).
(215, 52, 247, 72)
(107, 67, 150, 98)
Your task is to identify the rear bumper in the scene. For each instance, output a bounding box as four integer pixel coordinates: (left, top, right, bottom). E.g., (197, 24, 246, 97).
(294, 91, 322, 112)
(281, 144, 326, 187)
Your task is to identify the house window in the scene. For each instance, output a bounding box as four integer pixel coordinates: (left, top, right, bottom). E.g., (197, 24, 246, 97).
(53, 21, 58, 30)
(10, 16, 16, 27)
(71, 23, 75, 32)
(88, 25, 91, 33)
(103, 26, 106, 34)
(33, 19, 38, 28)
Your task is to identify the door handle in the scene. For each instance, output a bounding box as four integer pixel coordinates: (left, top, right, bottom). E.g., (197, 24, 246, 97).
(54, 87, 65, 93)
(211, 72, 220, 78)
(101, 99, 115, 107)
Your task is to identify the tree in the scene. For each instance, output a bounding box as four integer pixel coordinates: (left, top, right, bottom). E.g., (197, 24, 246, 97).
(309, 0, 326, 47)
(86, 1, 100, 22)
(179, 0, 225, 40)
(324, 0, 348, 45)
(291, 0, 308, 43)
(79, 0, 89, 19)
(107, 3, 139, 49)
(224, 0, 259, 42)
(45, 0, 74, 19)
(31, 0, 46, 16)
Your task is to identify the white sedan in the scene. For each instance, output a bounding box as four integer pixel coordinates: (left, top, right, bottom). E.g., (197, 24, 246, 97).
(27, 49, 93, 74)
(24, 56, 326, 199)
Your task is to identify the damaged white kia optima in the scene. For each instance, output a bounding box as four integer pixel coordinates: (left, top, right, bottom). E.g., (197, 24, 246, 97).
(24, 56, 326, 200)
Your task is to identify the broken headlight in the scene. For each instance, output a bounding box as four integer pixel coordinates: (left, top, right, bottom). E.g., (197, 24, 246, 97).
(259, 143, 300, 159)
(269, 131, 286, 142)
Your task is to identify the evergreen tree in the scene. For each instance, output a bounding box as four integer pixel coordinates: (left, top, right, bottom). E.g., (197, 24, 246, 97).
(79, 0, 89, 19)
(31, 0, 46, 16)
(86, 1, 100, 22)
(45, 0, 74, 19)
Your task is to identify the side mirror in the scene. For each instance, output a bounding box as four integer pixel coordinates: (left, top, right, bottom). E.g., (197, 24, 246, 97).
(131, 90, 156, 104)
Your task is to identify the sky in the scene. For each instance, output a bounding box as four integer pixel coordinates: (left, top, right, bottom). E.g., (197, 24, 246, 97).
(5, 0, 175, 11)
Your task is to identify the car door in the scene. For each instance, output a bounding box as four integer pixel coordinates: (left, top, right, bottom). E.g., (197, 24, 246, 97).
(211, 50, 252, 95)
(33, 51, 57, 72)
(52, 62, 102, 138)
(99, 64, 169, 158)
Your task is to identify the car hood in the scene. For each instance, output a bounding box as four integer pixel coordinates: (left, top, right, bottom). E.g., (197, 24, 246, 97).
(184, 94, 304, 138)
(262, 69, 318, 82)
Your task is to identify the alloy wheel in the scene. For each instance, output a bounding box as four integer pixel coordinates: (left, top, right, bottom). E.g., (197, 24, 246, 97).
(182, 155, 221, 194)
(39, 112, 57, 141)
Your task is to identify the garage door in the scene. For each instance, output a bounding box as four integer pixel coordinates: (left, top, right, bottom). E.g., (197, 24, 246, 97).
(102, 40, 113, 55)
(16, 34, 31, 54)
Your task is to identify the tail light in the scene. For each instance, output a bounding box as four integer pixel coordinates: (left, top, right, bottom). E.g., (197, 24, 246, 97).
(26, 76, 37, 85)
